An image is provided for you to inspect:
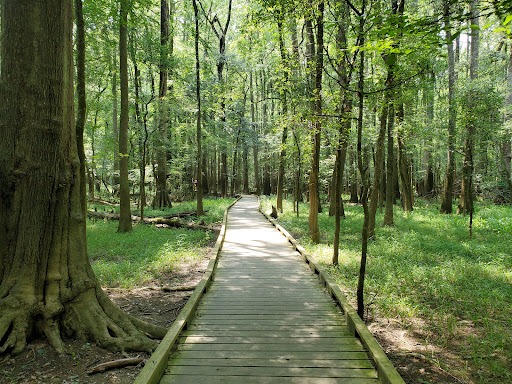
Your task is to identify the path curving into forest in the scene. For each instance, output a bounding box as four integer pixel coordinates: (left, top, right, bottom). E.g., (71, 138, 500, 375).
(158, 195, 385, 383)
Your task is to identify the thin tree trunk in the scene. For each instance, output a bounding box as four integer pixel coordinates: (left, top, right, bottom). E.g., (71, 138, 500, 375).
(75, 0, 87, 217)
(112, 57, 119, 188)
(153, 0, 172, 208)
(503, 44, 512, 202)
(397, 103, 413, 211)
(250, 71, 261, 195)
(440, 2, 457, 213)
(457, 0, 479, 217)
(118, 0, 132, 233)
(368, 93, 388, 238)
(307, 0, 324, 244)
(333, 0, 351, 264)
(383, 100, 395, 226)
(276, 19, 288, 212)
(192, 0, 203, 215)
(355, 0, 369, 319)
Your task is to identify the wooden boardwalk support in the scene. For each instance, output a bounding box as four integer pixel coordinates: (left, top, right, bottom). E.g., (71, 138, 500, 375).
(135, 196, 404, 384)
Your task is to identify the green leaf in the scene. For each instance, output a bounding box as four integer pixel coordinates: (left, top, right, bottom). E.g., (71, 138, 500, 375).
(504, 15, 512, 26)
(450, 30, 462, 42)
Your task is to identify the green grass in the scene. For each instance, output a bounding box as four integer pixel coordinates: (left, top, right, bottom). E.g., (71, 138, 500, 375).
(260, 196, 512, 383)
(87, 198, 234, 288)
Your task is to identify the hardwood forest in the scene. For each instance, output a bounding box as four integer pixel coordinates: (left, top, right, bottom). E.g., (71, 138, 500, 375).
(0, 0, 511, 383)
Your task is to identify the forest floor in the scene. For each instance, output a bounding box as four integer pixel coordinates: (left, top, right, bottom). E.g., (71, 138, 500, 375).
(2, 255, 465, 383)
(0, 265, 462, 384)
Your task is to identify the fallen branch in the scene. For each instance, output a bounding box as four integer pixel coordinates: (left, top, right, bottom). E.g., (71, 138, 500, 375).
(87, 357, 145, 374)
(107, 285, 197, 292)
(87, 211, 211, 231)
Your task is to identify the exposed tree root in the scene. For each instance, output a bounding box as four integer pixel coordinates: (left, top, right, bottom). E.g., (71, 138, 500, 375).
(0, 286, 167, 357)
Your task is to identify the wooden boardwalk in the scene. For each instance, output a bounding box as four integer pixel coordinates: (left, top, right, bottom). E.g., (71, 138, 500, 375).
(159, 196, 380, 384)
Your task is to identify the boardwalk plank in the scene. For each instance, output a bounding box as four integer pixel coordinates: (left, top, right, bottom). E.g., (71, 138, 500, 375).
(181, 330, 353, 338)
(161, 196, 379, 384)
(161, 375, 379, 384)
(168, 358, 374, 369)
(168, 350, 371, 360)
(165, 365, 378, 378)
(177, 343, 366, 352)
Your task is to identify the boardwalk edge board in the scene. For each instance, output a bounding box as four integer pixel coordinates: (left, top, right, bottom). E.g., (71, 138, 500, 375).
(258, 202, 405, 384)
(133, 197, 241, 384)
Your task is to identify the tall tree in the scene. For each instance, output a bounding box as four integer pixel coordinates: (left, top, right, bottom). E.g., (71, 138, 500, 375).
(199, 0, 233, 197)
(193, 0, 204, 215)
(275, 2, 289, 212)
(75, 0, 87, 216)
(440, 0, 458, 214)
(333, 0, 352, 265)
(153, 0, 173, 208)
(118, 0, 132, 233)
(307, 0, 324, 244)
(0, 0, 164, 355)
(457, 0, 479, 217)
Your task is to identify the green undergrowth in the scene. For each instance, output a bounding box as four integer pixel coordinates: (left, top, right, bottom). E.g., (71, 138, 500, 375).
(260, 196, 512, 383)
(87, 198, 234, 288)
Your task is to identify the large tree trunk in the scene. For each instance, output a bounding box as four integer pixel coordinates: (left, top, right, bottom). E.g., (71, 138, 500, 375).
(440, 2, 457, 214)
(118, 0, 132, 233)
(153, 0, 172, 208)
(0, 0, 163, 356)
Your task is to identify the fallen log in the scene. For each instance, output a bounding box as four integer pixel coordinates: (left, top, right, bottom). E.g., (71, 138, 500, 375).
(87, 211, 212, 231)
(87, 357, 145, 374)
(160, 210, 207, 219)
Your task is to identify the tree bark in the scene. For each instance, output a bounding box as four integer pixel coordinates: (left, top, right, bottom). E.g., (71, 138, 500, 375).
(0, 0, 162, 355)
(118, 0, 132, 233)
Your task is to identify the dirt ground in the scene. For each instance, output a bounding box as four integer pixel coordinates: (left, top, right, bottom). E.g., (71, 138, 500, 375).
(1, 261, 466, 384)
